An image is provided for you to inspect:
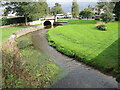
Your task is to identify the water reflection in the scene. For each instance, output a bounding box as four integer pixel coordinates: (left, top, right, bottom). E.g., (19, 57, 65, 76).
(44, 25, 60, 29)
(44, 25, 52, 29)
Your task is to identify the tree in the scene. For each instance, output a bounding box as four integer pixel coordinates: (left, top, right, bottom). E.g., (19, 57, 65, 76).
(51, 3, 64, 16)
(72, 0, 79, 18)
(79, 9, 94, 19)
(100, 12, 114, 23)
(97, 1, 115, 13)
(2, 1, 48, 25)
(55, 3, 61, 7)
(97, 0, 115, 23)
(113, 1, 120, 21)
(47, 7, 51, 15)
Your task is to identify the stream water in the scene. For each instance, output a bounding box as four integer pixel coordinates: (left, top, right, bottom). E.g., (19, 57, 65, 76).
(23, 25, 118, 88)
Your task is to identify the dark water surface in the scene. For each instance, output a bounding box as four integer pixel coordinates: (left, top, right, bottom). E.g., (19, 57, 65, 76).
(26, 28, 118, 88)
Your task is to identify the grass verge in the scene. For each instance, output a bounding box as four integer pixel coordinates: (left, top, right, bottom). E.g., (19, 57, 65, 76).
(0, 24, 41, 42)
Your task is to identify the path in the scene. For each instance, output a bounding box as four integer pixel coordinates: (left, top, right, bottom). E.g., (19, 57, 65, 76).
(32, 29, 118, 88)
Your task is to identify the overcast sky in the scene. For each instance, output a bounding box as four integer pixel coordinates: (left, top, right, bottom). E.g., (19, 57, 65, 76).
(47, 1, 97, 12)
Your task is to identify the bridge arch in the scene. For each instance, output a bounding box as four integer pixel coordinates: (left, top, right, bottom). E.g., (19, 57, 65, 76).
(44, 21, 52, 26)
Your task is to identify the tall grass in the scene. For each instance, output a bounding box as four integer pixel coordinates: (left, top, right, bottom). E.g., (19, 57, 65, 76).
(2, 33, 60, 88)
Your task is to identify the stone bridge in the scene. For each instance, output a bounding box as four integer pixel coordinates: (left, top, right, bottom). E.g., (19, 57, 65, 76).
(42, 16, 57, 26)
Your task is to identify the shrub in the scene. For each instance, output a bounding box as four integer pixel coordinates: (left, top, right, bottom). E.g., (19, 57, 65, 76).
(100, 13, 115, 23)
(2, 49, 24, 88)
(1, 17, 32, 26)
(2, 37, 60, 88)
(96, 25, 107, 31)
(96, 22, 107, 31)
(79, 9, 94, 19)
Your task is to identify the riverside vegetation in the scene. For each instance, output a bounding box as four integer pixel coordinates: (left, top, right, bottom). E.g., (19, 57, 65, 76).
(1, 26, 60, 88)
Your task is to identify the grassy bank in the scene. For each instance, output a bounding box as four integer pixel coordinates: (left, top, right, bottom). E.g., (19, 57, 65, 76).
(0, 24, 41, 42)
(2, 30, 60, 88)
(17, 35, 60, 87)
(47, 19, 119, 76)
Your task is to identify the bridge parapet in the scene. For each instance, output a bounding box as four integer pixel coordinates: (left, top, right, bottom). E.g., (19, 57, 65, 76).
(42, 16, 57, 26)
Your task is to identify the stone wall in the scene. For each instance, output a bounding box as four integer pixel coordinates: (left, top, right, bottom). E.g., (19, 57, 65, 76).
(15, 25, 44, 38)
(0, 23, 26, 28)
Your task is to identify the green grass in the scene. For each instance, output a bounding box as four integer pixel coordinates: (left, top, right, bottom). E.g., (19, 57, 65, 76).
(16, 35, 60, 88)
(0, 24, 42, 42)
(47, 19, 119, 75)
(1, 23, 60, 88)
(19, 46, 60, 87)
(91, 39, 119, 72)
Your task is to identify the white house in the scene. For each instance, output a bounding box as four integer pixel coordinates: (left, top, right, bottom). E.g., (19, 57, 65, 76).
(92, 7, 105, 15)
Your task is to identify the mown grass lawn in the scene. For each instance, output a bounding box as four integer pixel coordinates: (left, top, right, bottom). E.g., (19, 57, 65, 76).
(47, 19, 119, 74)
(0, 24, 41, 42)
(0, 26, 30, 42)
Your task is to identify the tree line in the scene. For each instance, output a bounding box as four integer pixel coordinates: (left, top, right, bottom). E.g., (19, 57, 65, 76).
(1, 1, 49, 25)
(1, 0, 120, 25)
(1, 0, 79, 23)
(79, 1, 120, 23)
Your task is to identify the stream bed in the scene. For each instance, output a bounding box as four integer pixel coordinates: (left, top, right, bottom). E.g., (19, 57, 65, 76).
(27, 28, 118, 88)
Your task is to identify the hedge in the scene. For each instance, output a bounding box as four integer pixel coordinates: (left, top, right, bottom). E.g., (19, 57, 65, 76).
(0, 17, 32, 26)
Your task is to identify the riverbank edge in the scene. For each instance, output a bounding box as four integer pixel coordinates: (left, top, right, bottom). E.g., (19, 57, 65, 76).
(46, 28, 119, 80)
(2, 25, 61, 88)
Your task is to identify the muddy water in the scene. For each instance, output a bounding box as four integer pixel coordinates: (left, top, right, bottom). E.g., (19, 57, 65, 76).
(28, 27, 118, 88)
